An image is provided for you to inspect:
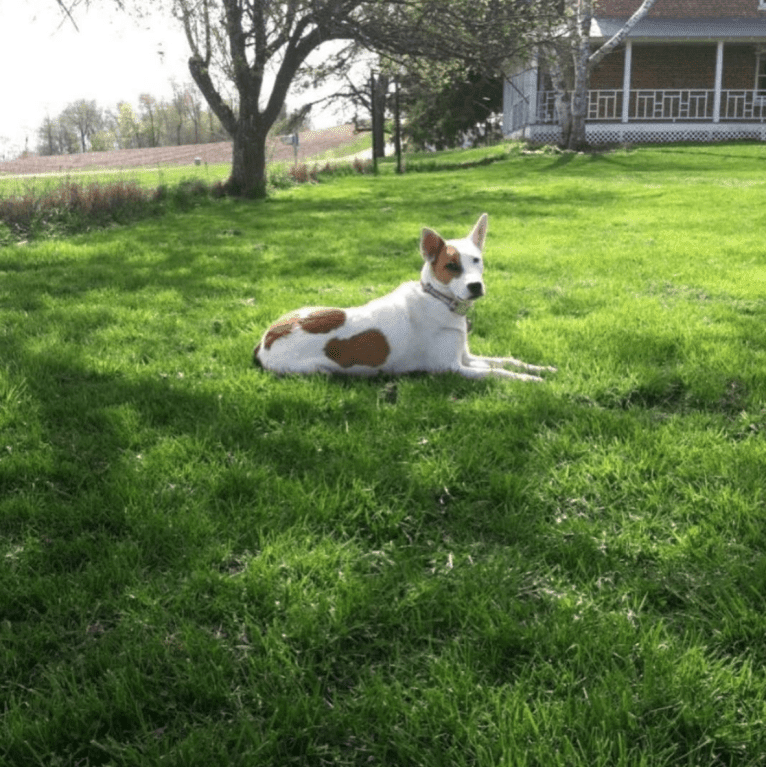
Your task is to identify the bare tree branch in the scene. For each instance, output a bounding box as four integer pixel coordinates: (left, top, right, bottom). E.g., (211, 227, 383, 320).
(54, 0, 82, 31)
(589, 0, 659, 68)
(54, 0, 127, 31)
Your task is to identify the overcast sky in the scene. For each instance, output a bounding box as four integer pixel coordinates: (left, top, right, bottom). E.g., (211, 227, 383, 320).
(0, 0, 349, 159)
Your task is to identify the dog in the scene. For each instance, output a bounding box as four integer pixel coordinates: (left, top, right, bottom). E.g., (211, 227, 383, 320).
(253, 213, 555, 381)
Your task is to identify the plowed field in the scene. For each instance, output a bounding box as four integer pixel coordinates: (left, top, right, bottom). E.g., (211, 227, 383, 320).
(0, 123, 359, 177)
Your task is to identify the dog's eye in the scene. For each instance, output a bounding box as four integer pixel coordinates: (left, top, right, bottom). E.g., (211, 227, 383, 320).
(445, 262, 462, 274)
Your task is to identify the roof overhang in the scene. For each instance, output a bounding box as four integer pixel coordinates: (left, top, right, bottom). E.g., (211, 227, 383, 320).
(592, 17, 766, 43)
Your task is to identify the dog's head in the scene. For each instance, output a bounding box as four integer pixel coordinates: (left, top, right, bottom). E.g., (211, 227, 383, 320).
(420, 213, 488, 305)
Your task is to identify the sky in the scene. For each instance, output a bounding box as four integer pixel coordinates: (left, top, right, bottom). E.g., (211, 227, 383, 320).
(0, 0, 350, 160)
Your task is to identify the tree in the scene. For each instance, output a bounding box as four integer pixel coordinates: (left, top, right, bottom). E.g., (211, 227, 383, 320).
(61, 99, 103, 152)
(395, 61, 504, 150)
(333, 1, 564, 153)
(36, 114, 79, 155)
(184, 82, 204, 143)
(138, 93, 159, 147)
(170, 81, 188, 145)
(115, 101, 141, 148)
(90, 128, 117, 151)
(37, 116, 59, 156)
(173, 0, 365, 197)
(542, 0, 659, 150)
(172, 0, 562, 198)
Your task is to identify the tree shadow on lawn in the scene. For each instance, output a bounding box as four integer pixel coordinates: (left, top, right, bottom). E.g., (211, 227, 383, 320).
(1, 343, 583, 671)
(6, 340, 766, 750)
(3, 338, 567, 561)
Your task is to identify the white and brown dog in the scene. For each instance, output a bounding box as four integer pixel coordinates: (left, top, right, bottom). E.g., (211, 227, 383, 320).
(253, 214, 555, 381)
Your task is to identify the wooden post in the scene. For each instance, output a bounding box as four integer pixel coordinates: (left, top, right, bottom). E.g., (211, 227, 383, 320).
(371, 73, 387, 161)
(372, 73, 379, 160)
(394, 77, 403, 174)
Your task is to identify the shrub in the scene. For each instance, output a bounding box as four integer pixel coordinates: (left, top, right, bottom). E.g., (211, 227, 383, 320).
(288, 163, 318, 184)
(168, 178, 211, 210)
(0, 178, 153, 241)
(273, 158, 375, 189)
(0, 177, 217, 242)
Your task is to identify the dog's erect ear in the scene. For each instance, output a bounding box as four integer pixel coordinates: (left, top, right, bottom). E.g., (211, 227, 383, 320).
(421, 228, 446, 263)
(470, 213, 489, 252)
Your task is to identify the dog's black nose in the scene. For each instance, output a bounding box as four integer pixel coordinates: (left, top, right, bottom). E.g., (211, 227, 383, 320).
(467, 282, 484, 298)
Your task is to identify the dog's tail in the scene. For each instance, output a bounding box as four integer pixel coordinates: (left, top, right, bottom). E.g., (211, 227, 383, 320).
(253, 344, 263, 368)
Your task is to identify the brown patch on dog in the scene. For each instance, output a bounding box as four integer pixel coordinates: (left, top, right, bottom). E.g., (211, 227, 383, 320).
(432, 245, 462, 285)
(300, 308, 346, 334)
(263, 314, 301, 349)
(324, 330, 390, 369)
(262, 308, 346, 352)
(422, 230, 446, 262)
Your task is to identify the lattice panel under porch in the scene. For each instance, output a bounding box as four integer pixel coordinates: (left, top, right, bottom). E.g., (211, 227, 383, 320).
(525, 123, 766, 145)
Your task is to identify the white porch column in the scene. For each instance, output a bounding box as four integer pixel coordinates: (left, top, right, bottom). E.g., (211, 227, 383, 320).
(527, 55, 539, 128)
(713, 41, 724, 123)
(622, 40, 633, 123)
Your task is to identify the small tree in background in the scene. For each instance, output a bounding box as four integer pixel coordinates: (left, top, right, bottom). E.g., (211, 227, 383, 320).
(397, 61, 503, 151)
(138, 94, 159, 148)
(61, 99, 103, 152)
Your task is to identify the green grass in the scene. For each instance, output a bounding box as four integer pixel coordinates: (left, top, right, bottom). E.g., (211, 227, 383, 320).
(2, 142, 766, 766)
(0, 162, 233, 196)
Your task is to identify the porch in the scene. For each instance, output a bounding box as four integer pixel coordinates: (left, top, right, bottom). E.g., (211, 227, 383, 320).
(524, 87, 766, 143)
(536, 88, 766, 123)
(503, 16, 766, 144)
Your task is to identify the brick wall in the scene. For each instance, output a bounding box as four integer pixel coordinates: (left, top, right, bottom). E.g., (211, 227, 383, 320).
(588, 43, 757, 89)
(632, 45, 717, 87)
(722, 43, 758, 87)
(591, 49, 626, 88)
(597, 0, 763, 19)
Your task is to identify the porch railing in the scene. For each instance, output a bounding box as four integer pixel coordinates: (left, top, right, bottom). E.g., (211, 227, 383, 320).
(536, 89, 766, 123)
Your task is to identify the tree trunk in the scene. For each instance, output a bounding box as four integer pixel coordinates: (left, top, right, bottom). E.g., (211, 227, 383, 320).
(567, 0, 592, 150)
(554, 89, 573, 149)
(226, 120, 269, 199)
(544, 43, 574, 149)
(569, 39, 590, 150)
(189, 54, 270, 198)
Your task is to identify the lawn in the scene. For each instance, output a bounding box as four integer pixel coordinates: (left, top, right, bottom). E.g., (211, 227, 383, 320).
(2, 142, 766, 766)
(0, 162, 233, 197)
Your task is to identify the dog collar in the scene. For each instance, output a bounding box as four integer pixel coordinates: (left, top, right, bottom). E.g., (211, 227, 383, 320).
(420, 281, 473, 316)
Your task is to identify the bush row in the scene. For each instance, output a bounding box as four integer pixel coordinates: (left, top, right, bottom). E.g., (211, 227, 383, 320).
(0, 178, 216, 243)
(272, 156, 375, 187)
(0, 157, 375, 243)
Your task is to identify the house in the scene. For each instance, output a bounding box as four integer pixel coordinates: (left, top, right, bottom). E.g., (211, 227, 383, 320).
(503, 0, 766, 144)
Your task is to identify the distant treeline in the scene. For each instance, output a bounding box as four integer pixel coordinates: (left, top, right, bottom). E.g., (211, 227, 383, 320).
(35, 84, 309, 157)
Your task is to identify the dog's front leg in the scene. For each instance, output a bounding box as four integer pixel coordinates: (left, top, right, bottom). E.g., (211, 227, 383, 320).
(464, 352, 557, 375)
(457, 361, 545, 382)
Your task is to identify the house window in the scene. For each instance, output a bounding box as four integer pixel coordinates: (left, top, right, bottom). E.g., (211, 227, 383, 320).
(757, 53, 766, 96)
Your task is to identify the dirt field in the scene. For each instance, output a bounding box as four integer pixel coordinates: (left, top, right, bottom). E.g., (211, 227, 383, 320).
(0, 124, 360, 177)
